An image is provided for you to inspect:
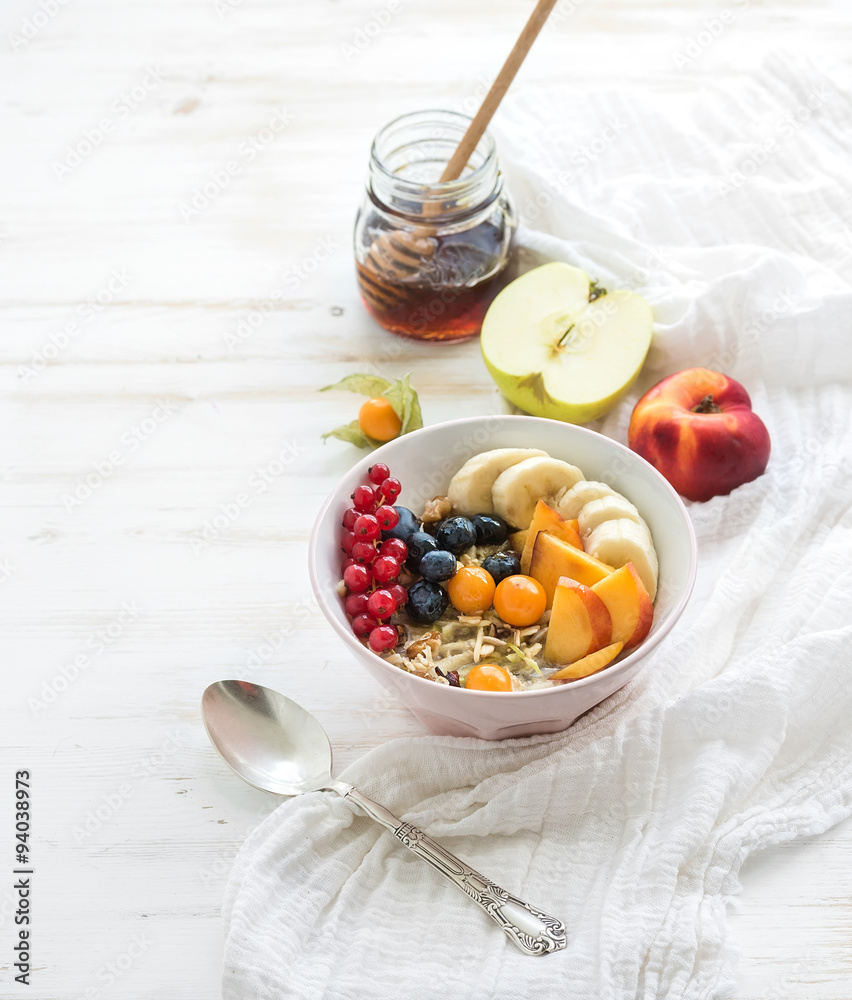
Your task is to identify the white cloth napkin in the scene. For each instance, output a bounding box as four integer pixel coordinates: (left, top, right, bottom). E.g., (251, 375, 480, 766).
(223, 57, 852, 999)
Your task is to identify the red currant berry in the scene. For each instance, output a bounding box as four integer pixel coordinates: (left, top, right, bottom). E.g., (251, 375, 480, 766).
(342, 507, 359, 531)
(352, 614, 380, 638)
(375, 505, 400, 531)
(351, 540, 378, 565)
(343, 563, 371, 593)
(379, 537, 408, 562)
(388, 583, 408, 608)
(367, 588, 396, 619)
(380, 477, 402, 502)
(372, 555, 400, 583)
(341, 531, 356, 555)
(344, 593, 369, 617)
(341, 558, 358, 576)
(368, 463, 390, 485)
(353, 514, 380, 541)
(368, 624, 399, 652)
(352, 485, 377, 513)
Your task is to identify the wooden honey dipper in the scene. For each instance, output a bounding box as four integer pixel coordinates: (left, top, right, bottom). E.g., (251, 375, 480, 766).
(358, 0, 560, 314)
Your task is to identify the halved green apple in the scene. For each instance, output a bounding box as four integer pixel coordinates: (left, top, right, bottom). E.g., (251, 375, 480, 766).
(481, 262, 654, 424)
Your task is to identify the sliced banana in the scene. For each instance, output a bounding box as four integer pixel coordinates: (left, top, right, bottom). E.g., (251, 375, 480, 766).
(491, 457, 585, 529)
(557, 480, 619, 519)
(578, 494, 645, 542)
(585, 519, 658, 601)
(446, 448, 548, 517)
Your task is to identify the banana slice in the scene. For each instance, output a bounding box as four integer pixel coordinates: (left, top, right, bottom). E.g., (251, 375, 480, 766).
(585, 519, 658, 601)
(491, 457, 585, 529)
(557, 480, 618, 519)
(578, 494, 645, 542)
(446, 448, 548, 517)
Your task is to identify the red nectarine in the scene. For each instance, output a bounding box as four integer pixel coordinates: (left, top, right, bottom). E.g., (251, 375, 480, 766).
(628, 368, 770, 502)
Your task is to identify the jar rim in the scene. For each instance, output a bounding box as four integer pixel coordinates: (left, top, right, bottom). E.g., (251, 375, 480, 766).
(369, 108, 497, 199)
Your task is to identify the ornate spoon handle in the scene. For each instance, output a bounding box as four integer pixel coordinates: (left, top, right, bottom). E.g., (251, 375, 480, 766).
(341, 784, 567, 956)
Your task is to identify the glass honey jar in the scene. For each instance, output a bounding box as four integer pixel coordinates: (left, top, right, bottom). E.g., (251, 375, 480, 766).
(354, 110, 516, 343)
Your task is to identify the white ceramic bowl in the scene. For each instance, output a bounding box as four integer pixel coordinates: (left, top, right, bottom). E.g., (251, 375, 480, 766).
(309, 415, 696, 740)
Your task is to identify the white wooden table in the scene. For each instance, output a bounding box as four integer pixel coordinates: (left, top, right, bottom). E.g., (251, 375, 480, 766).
(2, 0, 851, 996)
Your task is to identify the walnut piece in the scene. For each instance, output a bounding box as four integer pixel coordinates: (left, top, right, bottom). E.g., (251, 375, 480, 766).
(406, 631, 441, 658)
(421, 495, 453, 523)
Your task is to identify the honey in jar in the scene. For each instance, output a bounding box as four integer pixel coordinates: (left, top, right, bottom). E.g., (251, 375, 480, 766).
(354, 110, 516, 343)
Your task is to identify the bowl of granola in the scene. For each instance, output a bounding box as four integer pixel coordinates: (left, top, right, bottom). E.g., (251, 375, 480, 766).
(309, 415, 696, 739)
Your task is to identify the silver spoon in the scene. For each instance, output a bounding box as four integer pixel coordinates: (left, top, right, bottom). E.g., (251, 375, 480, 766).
(201, 679, 567, 956)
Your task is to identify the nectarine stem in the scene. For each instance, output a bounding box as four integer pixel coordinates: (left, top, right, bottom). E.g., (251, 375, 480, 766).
(692, 394, 721, 414)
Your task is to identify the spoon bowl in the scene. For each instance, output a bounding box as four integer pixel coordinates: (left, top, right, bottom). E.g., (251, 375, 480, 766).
(202, 679, 333, 796)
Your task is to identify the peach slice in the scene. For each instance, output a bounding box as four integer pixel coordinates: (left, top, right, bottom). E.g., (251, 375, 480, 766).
(508, 529, 528, 554)
(520, 500, 582, 575)
(591, 562, 654, 651)
(550, 641, 624, 681)
(544, 576, 612, 665)
(529, 530, 614, 607)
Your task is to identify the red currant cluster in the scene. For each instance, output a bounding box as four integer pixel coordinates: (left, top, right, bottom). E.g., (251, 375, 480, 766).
(340, 463, 406, 653)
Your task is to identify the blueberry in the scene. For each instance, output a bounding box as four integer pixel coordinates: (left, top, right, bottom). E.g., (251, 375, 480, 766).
(482, 550, 521, 584)
(406, 580, 449, 625)
(419, 549, 457, 583)
(382, 506, 419, 543)
(471, 514, 509, 546)
(405, 530, 438, 570)
(435, 516, 477, 555)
